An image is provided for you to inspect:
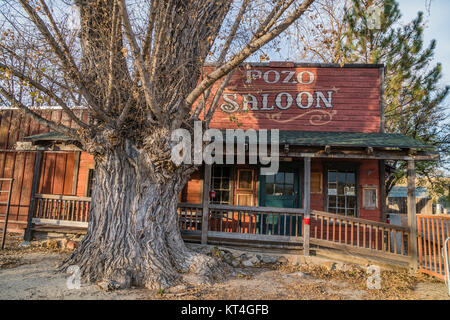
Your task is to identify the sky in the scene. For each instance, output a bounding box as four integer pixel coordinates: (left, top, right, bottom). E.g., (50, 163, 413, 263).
(397, 0, 450, 105)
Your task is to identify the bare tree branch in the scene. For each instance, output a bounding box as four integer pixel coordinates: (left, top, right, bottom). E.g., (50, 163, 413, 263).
(19, 0, 111, 123)
(0, 62, 89, 129)
(185, 0, 315, 108)
(0, 84, 75, 136)
(118, 0, 163, 123)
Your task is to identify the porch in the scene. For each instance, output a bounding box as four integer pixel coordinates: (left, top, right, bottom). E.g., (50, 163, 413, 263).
(28, 193, 412, 266)
(21, 130, 441, 270)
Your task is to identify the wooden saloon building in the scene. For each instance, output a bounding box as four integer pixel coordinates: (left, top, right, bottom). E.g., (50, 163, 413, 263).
(0, 62, 439, 267)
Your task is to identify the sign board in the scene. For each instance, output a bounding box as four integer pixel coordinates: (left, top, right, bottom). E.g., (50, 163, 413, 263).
(202, 63, 382, 133)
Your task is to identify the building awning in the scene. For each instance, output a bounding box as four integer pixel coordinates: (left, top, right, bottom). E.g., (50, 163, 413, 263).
(17, 131, 81, 151)
(278, 131, 433, 150)
(23, 131, 73, 142)
(23, 130, 433, 149)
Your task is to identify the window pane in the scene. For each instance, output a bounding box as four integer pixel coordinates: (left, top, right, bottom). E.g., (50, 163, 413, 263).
(338, 172, 346, 184)
(347, 209, 355, 217)
(266, 175, 274, 184)
(266, 183, 274, 195)
(328, 171, 336, 182)
(346, 172, 355, 184)
(347, 196, 356, 209)
(222, 167, 230, 176)
(275, 172, 284, 184)
(222, 191, 229, 203)
(238, 170, 252, 189)
(285, 172, 294, 184)
(338, 183, 345, 195)
(285, 184, 294, 196)
(221, 178, 229, 189)
(274, 183, 283, 195)
(213, 178, 221, 189)
(328, 196, 336, 207)
(338, 196, 346, 208)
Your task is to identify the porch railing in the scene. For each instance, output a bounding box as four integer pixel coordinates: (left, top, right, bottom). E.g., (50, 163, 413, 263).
(310, 210, 410, 259)
(177, 203, 410, 261)
(32, 194, 91, 227)
(30, 197, 411, 262)
(206, 204, 305, 244)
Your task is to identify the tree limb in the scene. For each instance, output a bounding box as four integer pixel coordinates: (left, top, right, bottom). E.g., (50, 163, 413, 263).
(19, 0, 110, 123)
(118, 0, 163, 123)
(0, 84, 76, 137)
(185, 0, 315, 108)
(0, 62, 89, 130)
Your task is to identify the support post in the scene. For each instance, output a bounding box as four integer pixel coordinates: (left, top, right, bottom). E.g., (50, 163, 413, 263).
(201, 164, 212, 245)
(303, 157, 311, 256)
(379, 160, 386, 222)
(24, 150, 43, 241)
(71, 151, 81, 195)
(407, 160, 418, 270)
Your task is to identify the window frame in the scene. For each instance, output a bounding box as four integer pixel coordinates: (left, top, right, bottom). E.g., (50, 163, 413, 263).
(210, 165, 234, 205)
(323, 162, 360, 217)
(362, 186, 378, 210)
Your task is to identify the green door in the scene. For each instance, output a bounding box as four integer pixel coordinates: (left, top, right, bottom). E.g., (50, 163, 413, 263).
(261, 170, 299, 208)
(258, 166, 302, 235)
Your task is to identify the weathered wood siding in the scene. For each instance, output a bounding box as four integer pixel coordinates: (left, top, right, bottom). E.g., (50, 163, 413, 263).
(0, 109, 94, 232)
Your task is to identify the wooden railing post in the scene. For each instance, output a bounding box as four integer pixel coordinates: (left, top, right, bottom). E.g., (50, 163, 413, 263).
(407, 159, 418, 270)
(303, 157, 311, 256)
(379, 160, 387, 222)
(201, 164, 211, 245)
(24, 150, 43, 241)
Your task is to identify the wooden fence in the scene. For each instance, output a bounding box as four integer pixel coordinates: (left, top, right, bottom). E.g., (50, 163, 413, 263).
(417, 215, 450, 281)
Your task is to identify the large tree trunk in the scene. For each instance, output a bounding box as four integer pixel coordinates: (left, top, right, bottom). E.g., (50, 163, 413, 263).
(61, 144, 224, 289)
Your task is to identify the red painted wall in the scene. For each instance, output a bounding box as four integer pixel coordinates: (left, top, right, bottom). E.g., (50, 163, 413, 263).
(0, 109, 92, 232)
(201, 64, 382, 132)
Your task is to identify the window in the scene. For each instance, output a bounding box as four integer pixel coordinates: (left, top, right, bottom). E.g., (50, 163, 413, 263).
(237, 169, 254, 190)
(327, 169, 356, 216)
(211, 166, 232, 204)
(86, 169, 95, 197)
(363, 187, 378, 209)
(265, 172, 294, 196)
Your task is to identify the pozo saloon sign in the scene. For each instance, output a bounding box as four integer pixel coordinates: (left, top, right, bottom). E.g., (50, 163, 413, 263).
(220, 69, 336, 113)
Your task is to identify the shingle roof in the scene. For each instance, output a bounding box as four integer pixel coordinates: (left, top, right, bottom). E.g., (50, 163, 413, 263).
(277, 131, 433, 149)
(23, 130, 434, 150)
(23, 131, 72, 142)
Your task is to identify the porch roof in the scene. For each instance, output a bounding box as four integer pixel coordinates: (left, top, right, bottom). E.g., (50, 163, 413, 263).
(23, 130, 433, 150)
(23, 131, 73, 142)
(277, 131, 433, 150)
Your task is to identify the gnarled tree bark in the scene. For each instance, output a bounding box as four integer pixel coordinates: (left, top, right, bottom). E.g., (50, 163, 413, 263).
(61, 139, 225, 289)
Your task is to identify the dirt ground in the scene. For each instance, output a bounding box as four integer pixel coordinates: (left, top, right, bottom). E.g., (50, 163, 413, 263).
(0, 234, 448, 300)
